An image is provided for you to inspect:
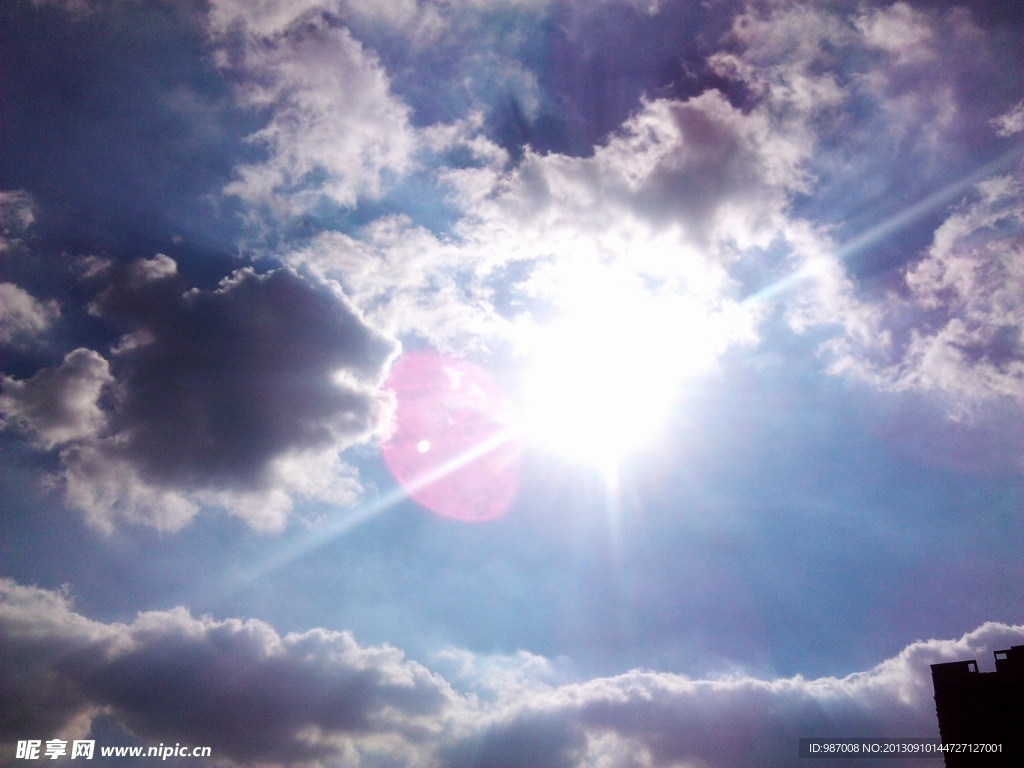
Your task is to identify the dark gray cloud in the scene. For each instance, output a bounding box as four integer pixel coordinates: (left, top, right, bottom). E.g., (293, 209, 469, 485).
(0, 582, 104, 748)
(1, 255, 397, 531)
(92, 257, 395, 488)
(441, 713, 587, 768)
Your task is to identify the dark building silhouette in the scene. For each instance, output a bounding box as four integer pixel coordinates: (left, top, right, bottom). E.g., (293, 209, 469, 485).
(931, 645, 1024, 767)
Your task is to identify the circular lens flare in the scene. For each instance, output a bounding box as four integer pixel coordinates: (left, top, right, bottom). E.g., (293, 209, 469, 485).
(382, 352, 522, 522)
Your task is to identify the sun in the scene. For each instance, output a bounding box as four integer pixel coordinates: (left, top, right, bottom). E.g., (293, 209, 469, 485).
(517, 288, 720, 469)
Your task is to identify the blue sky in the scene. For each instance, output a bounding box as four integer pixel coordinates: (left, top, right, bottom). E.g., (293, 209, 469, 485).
(1, 1, 1023, 766)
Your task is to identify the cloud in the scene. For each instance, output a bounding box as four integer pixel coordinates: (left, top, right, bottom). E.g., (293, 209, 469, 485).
(208, 0, 416, 213)
(825, 175, 1024, 410)
(0, 190, 59, 347)
(282, 1, 1012, 396)
(707, 2, 850, 119)
(9, 0, 1016, 518)
(0, 190, 34, 252)
(708, 1, 996, 168)
(0, 349, 111, 449)
(93, 259, 395, 487)
(59, 444, 201, 534)
(0, 578, 454, 767)
(0, 283, 60, 347)
(992, 99, 1024, 137)
(287, 85, 812, 365)
(0, 581, 113, 747)
(3, 256, 397, 532)
(0, 192, 33, 234)
(142, 0, 1024, 429)
(3, 577, 1023, 767)
(681, 0, 1024, 415)
(855, 1, 937, 66)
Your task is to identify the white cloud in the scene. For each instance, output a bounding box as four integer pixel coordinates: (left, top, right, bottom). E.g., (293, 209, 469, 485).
(3, 577, 1022, 767)
(855, 2, 936, 66)
(196, 447, 366, 531)
(284, 73, 851, 465)
(0, 190, 34, 234)
(0, 348, 199, 534)
(10, 1, 1015, 510)
(0, 282, 60, 346)
(292, 3, 1020, 452)
(60, 444, 201, 534)
(289, 87, 813, 365)
(276, 1, 1015, 423)
(826, 176, 1024, 411)
(992, 99, 1024, 137)
(710, 1, 984, 161)
(127, 253, 177, 285)
(689, 1, 1024, 416)
(708, 3, 850, 118)
(0, 348, 111, 449)
(209, 1, 416, 212)
(204, 0, 1003, 428)
(0, 192, 59, 347)
(209, 0, 550, 45)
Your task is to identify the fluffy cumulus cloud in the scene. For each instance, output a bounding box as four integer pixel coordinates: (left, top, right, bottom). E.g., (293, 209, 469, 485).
(0, 579, 454, 767)
(208, 0, 417, 212)
(0, 282, 60, 347)
(0, 255, 397, 532)
(3, 577, 1023, 767)
(0, 349, 111, 449)
(288, 84, 813, 365)
(697, 2, 1024, 415)
(281, 1, 1019, 421)
(202, 0, 825, 370)
(282, 86, 822, 462)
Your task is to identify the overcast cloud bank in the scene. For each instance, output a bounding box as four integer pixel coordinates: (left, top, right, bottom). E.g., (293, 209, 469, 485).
(2, 578, 1022, 768)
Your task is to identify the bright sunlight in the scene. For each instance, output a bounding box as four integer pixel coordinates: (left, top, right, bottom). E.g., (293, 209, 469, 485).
(518, 281, 725, 469)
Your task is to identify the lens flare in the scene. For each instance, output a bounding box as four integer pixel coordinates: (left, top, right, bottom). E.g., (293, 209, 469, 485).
(381, 352, 522, 522)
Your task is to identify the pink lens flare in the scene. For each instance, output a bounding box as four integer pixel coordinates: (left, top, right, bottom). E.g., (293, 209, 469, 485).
(381, 351, 523, 522)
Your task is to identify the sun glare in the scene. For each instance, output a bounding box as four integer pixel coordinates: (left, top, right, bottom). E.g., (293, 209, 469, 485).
(518, 288, 720, 469)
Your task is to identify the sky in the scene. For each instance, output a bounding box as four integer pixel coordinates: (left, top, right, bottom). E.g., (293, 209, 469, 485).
(1, 0, 1023, 766)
